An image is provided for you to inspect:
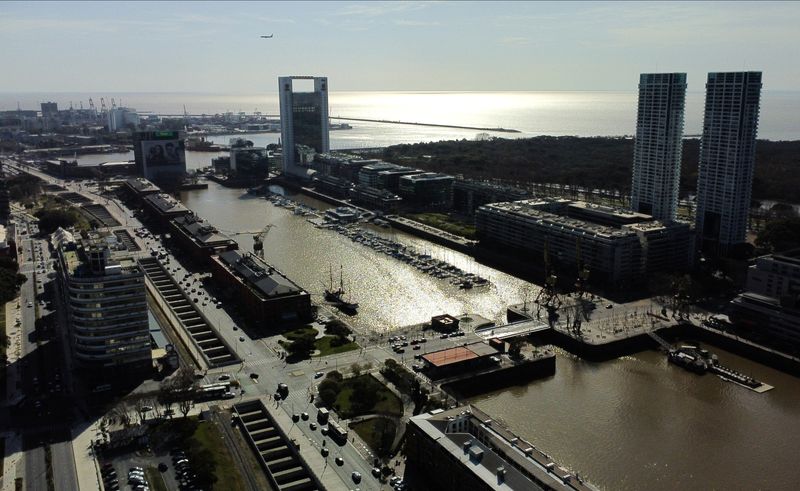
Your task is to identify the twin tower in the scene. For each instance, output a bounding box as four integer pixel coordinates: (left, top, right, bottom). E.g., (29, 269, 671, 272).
(630, 71, 762, 255)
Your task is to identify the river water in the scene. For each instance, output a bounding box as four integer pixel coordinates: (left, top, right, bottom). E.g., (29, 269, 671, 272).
(176, 180, 800, 491)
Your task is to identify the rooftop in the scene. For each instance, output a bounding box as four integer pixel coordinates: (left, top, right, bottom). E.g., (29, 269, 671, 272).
(144, 193, 190, 215)
(423, 342, 498, 368)
(172, 214, 236, 247)
(401, 172, 454, 183)
(411, 405, 597, 491)
(217, 250, 305, 299)
(126, 177, 160, 194)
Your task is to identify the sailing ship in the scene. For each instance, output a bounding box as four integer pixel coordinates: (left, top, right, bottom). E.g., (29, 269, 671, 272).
(325, 265, 359, 314)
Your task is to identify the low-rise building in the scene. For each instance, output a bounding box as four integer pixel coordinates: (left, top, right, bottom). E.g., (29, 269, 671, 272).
(210, 250, 312, 326)
(54, 230, 151, 379)
(124, 177, 161, 201)
(406, 405, 598, 491)
(350, 184, 403, 213)
(169, 214, 238, 266)
(453, 179, 530, 216)
(399, 172, 454, 208)
(729, 250, 800, 352)
(475, 199, 693, 286)
(142, 192, 191, 231)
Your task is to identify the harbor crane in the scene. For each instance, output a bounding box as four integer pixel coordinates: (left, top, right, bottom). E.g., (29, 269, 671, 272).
(88, 98, 96, 114)
(227, 224, 275, 259)
(534, 239, 562, 324)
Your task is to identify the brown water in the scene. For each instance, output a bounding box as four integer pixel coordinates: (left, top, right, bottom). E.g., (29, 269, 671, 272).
(180, 181, 800, 490)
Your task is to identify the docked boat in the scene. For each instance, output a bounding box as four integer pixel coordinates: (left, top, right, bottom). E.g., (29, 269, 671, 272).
(325, 265, 359, 314)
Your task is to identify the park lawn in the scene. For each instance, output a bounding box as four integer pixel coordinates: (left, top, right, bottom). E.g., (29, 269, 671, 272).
(145, 467, 169, 491)
(1, 304, 6, 393)
(407, 212, 477, 239)
(314, 335, 358, 357)
(350, 418, 398, 458)
(333, 375, 403, 419)
(191, 420, 247, 491)
(282, 326, 317, 341)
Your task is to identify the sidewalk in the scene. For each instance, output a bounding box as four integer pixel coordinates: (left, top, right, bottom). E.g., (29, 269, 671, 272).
(1, 433, 23, 491)
(71, 419, 103, 491)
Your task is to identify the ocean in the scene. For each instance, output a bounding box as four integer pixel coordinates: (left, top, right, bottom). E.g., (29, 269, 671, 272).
(1, 91, 799, 143)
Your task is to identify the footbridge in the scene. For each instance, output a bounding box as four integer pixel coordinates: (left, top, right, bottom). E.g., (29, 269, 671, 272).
(475, 319, 551, 340)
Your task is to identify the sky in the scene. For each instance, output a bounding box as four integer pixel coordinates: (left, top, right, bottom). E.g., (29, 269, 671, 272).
(1, 1, 799, 93)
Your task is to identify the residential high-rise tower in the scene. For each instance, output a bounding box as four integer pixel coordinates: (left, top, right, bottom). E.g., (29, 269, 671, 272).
(278, 76, 329, 178)
(695, 71, 762, 254)
(630, 73, 687, 221)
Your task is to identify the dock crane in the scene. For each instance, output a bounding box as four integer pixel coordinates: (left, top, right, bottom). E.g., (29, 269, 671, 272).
(100, 97, 107, 113)
(534, 239, 562, 323)
(227, 225, 275, 259)
(88, 98, 96, 114)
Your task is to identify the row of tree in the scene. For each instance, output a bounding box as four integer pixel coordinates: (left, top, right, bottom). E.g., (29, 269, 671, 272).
(382, 137, 800, 203)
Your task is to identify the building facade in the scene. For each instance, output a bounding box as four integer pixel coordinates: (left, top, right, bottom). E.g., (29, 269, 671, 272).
(630, 73, 687, 222)
(133, 130, 187, 187)
(405, 405, 598, 491)
(278, 76, 329, 179)
(54, 232, 151, 378)
(399, 172, 454, 208)
(475, 199, 693, 286)
(729, 250, 800, 352)
(210, 250, 312, 326)
(695, 71, 762, 254)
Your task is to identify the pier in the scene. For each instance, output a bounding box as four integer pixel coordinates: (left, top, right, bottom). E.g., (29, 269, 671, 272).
(329, 116, 521, 133)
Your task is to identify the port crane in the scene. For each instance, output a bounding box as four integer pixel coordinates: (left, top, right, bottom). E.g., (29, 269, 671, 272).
(227, 225, 275, 259)
(534, 239, 562, 324)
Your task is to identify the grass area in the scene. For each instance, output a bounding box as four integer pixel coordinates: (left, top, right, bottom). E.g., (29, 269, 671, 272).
(333, 374, 403, 419)
(351, 418, 398, 458)
(314, 335, 359, 357)
(407, 212, 477, 239)
(149, 417, 247, 491)
(0, 438, 4, 479)
(191, 419, 247, 491)
(44, 445, 55, 491)
(282, 326, 317, 341)
(145, 467, 169, 491)
(278, 326, 360, 358)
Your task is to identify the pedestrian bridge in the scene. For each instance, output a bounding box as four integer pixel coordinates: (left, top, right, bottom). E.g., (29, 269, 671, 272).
(475, 319, 550, 340)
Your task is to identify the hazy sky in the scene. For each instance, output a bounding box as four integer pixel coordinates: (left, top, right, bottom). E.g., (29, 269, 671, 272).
(2, 1, 799, 93)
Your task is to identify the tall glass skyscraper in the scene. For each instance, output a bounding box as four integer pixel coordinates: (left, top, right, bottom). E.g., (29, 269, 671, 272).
(278, 76, 329, 178)
(695, 71, 762, 254)
(630, 73, 687, 222)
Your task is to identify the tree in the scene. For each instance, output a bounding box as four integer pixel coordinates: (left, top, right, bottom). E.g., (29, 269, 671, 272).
(756, 217, 800, 253)
(350, 362, 362, 377)
(286, 334, 316, 359)
(318, 379, 341, 408)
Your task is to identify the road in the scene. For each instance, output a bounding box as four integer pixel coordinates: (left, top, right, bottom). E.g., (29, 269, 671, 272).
(3, 158, 478, 490)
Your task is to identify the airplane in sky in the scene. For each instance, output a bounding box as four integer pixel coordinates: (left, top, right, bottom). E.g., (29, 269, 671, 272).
(260, 34, 274, 38)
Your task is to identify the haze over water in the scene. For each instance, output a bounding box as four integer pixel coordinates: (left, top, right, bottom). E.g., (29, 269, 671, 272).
(3, 91, 799, 141)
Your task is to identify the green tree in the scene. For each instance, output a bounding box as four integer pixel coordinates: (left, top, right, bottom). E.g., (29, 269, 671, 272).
(756, 217, 800, 253)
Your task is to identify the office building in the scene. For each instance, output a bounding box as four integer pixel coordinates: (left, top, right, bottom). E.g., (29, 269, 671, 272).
(406, 405, 598, 491)
(452, 179, 530, 216)
(133, 130, 187, 187)
(729, 250, 800, 351)
(695, 71, 762, 254)
(107, 107, 140, 132)
(40, 102, 58, 118)
(399, 172, 454, 208)
(476, 199, 693, 285)
(630, 73, 687, 221)
(54, 231, 151, 377)
(278, 76, 329, 179)
(229, 138, 269, 176)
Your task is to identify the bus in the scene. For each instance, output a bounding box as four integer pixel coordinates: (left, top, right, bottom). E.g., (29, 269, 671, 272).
(196, 382, 231, 400)
(328, 420, 348, 445)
